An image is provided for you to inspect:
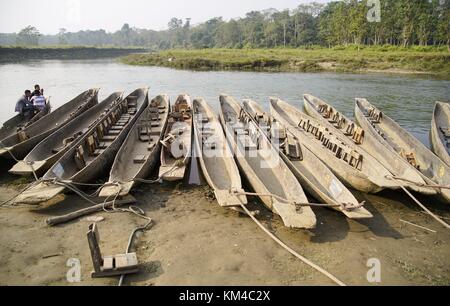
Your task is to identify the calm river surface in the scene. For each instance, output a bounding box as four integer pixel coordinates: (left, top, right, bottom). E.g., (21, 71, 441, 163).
(0, 58, 448, 146)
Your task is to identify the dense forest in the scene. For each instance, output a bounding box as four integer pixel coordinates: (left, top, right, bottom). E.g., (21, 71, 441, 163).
(0, 0, 448, 49)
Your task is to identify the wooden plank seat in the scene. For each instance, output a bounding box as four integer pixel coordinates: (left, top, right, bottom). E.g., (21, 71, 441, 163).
(342, 147, 353, 163)
(335, 146, 343, 159)
(336, 117, 345, 128)
(203, 141, 217, 150)
(139, 135, 151, 142)
(106, 129, 121, 135)
(285, 135, 302, 160)
(110, 126, 124, 131)
(102, 135, 117, 141)
(238, 134, 257, 151)
(370, 110, 382, 123)
(87, 223, 138, 278)
(74, 145, 86, 170)
(133, 155, 148, 164)
(345, 123, 355, 136)
(86, 135, 97, 155)
(201, 126, 215, 133)
(365, 108, 375, 117)
(97, 142, 110, 149)
(352, 127, 364, 144)
(330, 113, 340, 124)
(440, 127, 450, 138)
(401, 151, 419, 169)
(93, 149, 105, 157)
(322, 136, 330, 147)
(18, 130, 29, 142)
(234, 128, 249, 136)
(349, 150, 363, 170)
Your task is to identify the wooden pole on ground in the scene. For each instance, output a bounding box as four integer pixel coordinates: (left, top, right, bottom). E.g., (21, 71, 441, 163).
(46, 196, 137, 226)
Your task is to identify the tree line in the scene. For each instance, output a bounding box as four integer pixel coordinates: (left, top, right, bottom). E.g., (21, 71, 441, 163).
(1, 1, 448, 49)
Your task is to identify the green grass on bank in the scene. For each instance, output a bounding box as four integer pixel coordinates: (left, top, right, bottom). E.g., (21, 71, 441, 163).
(121, 46, 450, 77)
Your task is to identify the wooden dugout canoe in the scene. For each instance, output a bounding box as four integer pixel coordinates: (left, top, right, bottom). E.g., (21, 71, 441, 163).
(9, 92, 123, 177)
(431, 102, 450, 167)
(99, 94, 170, 197)
(242, 98, 372, 219)
(355, 98, 450, 202)
(13, 88, 149, 205)
(0, 106, 50, 141)
(0, 89, 99, 160)
(159, 94, 193, 182)
(303, 94, 434, 196)
(270, 97, 399, 194)
(219, 94, 316, 229)
(193, 98, 247, 207)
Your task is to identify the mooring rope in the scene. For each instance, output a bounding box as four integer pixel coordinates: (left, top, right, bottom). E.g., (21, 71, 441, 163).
(398, 184, 450, 230)
(384, 175, 450, 230)
(231, 190, 365, 212)
(237, 202, 346, 286)
(389, 175, 450, 190)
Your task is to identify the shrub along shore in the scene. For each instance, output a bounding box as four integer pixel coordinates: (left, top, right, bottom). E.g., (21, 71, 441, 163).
(121, 47, 450, 78)
(0, 46, 146, 63)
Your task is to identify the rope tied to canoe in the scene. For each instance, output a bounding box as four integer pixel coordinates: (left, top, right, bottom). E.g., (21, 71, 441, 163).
(385, 175, 450, 230)
(236, 201, 346, 286)
(230, 189, 365, 212)
(386, 175, 450, 190)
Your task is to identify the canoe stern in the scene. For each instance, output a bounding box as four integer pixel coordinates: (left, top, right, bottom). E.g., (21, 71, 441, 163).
(159, 165, 187, 182)
(99, 181, 135, 198)
(13, 182, 65, 205)
(214, 189, 248, 207)
(273, 201, 316, 229)
(9, 160, 48, 176)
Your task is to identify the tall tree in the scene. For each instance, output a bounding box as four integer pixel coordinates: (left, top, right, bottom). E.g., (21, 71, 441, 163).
(16, 26, 41, 46)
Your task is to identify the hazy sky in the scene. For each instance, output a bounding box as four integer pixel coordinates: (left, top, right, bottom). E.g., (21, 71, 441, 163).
(0, 0, 330, 34)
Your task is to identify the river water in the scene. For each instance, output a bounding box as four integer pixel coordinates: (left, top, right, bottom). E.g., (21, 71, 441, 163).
(0, 58, 448, 146)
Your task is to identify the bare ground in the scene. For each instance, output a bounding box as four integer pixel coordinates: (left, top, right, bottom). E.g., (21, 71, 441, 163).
(0, 159, 449, 286)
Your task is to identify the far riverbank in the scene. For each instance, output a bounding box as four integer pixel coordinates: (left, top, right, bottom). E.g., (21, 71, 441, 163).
(121, 47, 450, 79)
(0, 46, 146, 63)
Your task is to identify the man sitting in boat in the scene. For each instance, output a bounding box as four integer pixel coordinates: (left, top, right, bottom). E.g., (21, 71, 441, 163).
(15, 90, 35, 119)
(30, 90, 47, 112)
(31, 84, 42, 97)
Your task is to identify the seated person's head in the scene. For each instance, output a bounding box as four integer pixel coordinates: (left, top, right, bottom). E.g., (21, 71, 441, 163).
(34, 84, 40, 91)
(25, 90, 31, 97)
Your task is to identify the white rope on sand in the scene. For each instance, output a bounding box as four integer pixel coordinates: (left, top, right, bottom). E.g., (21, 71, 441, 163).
(398, 185, 450, 230)
(238, 202, 346, 286)
(383, 175, 450, 230)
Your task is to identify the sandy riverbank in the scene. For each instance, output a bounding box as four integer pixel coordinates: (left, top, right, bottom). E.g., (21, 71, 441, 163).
(0, 158, 449, 286)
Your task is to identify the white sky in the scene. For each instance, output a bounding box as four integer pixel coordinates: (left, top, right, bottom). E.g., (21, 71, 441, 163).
(0, 0, 330, 34)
